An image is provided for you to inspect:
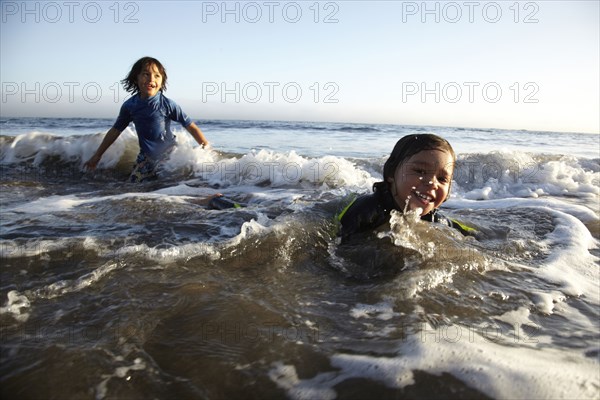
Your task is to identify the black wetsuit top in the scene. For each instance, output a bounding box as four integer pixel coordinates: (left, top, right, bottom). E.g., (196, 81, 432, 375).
(338, 182, 474, 242)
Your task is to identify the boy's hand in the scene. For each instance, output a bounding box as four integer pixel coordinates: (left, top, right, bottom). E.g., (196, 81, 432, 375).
(84, 155, 100, 171)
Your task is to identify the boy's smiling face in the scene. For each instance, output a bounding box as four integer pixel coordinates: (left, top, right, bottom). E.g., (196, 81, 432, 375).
(388, 149, 454, 216)
(137, 63, 163, 98)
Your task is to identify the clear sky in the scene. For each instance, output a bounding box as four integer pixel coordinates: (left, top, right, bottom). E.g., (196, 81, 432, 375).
(1, 0, 599, 133)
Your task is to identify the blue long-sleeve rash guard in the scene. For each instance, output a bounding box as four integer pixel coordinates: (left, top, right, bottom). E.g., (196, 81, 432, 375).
(113, 92, 192, 159)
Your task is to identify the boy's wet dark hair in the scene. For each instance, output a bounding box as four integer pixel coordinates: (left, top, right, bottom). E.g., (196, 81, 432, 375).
(383, 134, 456, 182)
(121, 57, 168, 94)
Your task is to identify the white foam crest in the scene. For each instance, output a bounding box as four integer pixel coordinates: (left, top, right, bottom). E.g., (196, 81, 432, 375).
(454, 151, 599, 201)
(458, 202, 599, 302)
(350, 301, 400, 321)
(0, 238, 71, 258)
(272, 326, 599, 400)
(96, 357, 147, 400)
(172, 148, 375, 189)
(114, 242, 221, 264)
(268, 362, 337, 400)
(32, 261, 125, 300)
(0, 290, 31, 322)
(535, 157, 599, 195)
(338, 326, 597, 399)
(4, 194, 85, 214)
(445, 198, 598, 303)
(4, 190, 193, 214)
(214, 213, 307, 267)
(445, 197, 599, 222)
(401, 268, 460, 298)
(0, 129, 137, 168)
(530, 290, 567, 315)
(494, 306, 541, 330)
(163, 132, 220, 172)
(1, 131, 52, 163)
(0, 261, 124, 322)
(221, 214, 273, 249)
(85, 128, 138, 168)
(1, 236, 133, 261)
(535, 207, 600, 301)
(152, 183, 220, 197)
(551, 300, 599, 335)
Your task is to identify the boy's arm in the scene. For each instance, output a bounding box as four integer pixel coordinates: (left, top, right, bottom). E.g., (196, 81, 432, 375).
(84, 127, 122, 170)
(185, 122, 209, 148)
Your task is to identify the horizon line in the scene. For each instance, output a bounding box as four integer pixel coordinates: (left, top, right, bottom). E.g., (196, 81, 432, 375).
(1, 115, 598, 136)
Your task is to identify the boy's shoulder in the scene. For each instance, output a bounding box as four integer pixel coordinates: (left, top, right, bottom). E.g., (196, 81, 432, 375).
(122, 94, 138, 105)
(122, 93, 152, 110)
(338, 192, 388, 242)
(155, 92, 182, 110)
(428, 209, 478, 237)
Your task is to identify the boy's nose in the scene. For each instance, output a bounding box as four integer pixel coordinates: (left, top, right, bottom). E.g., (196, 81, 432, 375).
(424, 175, 439, 188)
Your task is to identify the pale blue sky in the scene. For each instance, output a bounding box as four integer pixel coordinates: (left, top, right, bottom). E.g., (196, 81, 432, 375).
(1, 0, 598, 133)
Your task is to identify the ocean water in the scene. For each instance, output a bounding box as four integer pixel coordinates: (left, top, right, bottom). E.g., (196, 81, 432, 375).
(0, 117, 598, 399)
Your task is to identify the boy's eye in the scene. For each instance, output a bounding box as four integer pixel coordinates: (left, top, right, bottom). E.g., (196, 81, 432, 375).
(438, 176, 450, 184)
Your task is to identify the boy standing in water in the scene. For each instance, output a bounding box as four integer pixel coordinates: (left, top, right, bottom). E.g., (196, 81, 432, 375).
(338, 134, 475, 242)
(84, 57, 209, 182)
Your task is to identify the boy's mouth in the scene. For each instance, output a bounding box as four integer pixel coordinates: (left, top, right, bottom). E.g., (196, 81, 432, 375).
(413, 190, 434, 204)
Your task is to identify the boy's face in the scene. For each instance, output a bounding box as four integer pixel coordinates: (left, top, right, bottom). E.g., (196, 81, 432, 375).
(387, 149, 454, 216)
(137, 63, 163, 98)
